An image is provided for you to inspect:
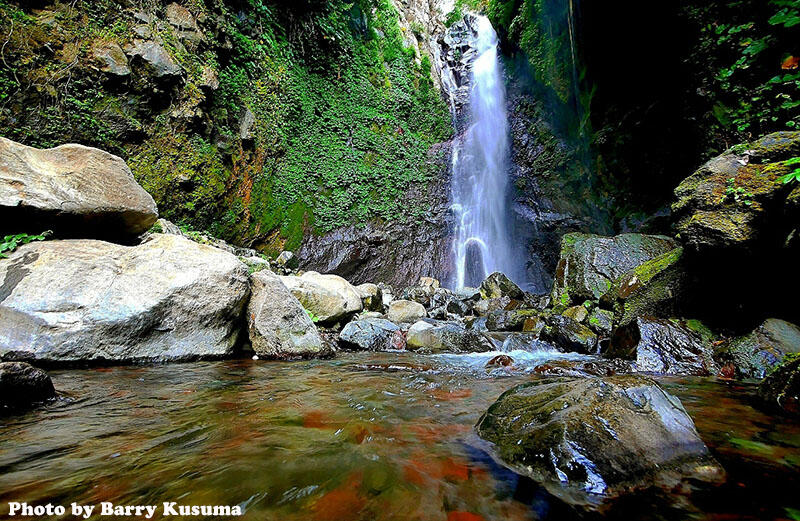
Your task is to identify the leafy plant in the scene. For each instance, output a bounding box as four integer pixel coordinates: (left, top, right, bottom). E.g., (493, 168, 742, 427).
(305, 308, 320, 323)
(779, 157, 800, 184)
(0, 231, 52, 259)
(724, 177, 754, 205)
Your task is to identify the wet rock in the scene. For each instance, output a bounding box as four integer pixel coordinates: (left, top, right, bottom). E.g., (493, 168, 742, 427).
(387, 300, 427, 324)
(0, 235, 249, 363)
(562, 305, 588, 323)
(280, 272, 362, 324)
(501, 333, 551, 352)
(600, 247, 685, 327)
(91, 42, 130, 76)
(355, 283, 382, 312)
(0, 137, 158, 238)
(550, 233, 678, 309)
(339, 318, 400, 351)
(522, 316, 546, 335)
(716, 319, 800, 379)
(587, 308, 614, 336)
(542, 316, 598, 354)
(485, 355, 513, 369)
(248, 270, 327, 359)
(757, 357, 800, 416)
(608, 318, 718, 376)
(0, 361, 55, 412)
(275, 251, 299, 270)
(406, 320, 492, 353)
(473, 296, 521, 316)
(476, 375, 724, 503)
(480, 272, 525, 300)
(673, 131, 800, 251)
(532, 359, 634, 378)
(485, 309, 539, 332)
(125, 40, 182, 78)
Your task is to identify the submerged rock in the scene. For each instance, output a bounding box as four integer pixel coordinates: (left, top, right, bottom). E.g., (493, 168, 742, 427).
(0, 137, 158, 238)
(757, 357, 800, 416)
(716, 318, 800, 379)
(608, 318, 717, 376)
(387, 300, 427, 324)
(476, 375, 723, 504)
(0, 361, 56, 412)
(0, 234, 249, 363)
(248, 271, 327, 359)
(406, 320, 492, 353)
(550, 233, 678, 308)
(339, 318, 400, 351)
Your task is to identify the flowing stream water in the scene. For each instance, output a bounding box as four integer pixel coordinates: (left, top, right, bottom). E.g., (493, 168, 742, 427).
(2, 353, 799, 521)
(449, 16, 524, 290)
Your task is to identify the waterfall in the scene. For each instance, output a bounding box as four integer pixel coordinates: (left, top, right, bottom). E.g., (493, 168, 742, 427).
(447, 16, 523, 290)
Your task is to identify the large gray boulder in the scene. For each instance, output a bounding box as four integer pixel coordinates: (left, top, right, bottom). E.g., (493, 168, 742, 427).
(248, 270, 327, 359)
(339, 318, 400, 351)
(476, 375, 724, 504)
(279, 271, 362, 324)
(550, 233, 678, 309)
(406, 320, 492, 353)
(0, 137, 158, 238)
(387, 299, 427, 323)
(716, 318, 800, 379)
(0, 234, 249, 363)
(0, 361, 56, 412)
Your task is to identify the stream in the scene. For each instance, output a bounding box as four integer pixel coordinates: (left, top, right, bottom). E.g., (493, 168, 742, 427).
(1, 352, 799, 520)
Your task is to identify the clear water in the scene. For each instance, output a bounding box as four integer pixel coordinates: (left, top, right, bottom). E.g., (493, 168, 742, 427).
(450, 16, 524, 290)
(2, 352, 799, 521)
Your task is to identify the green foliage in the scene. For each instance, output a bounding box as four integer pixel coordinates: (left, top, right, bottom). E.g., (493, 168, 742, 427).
(305, 308, 320, 322)
(724, 177, 755, 205)
(0, 231, 52, 259)
(779, 157, 800, 183)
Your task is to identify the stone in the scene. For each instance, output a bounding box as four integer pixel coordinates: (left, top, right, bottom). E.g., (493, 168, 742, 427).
(406, 320, 493, 353)
(485, 355, 513, 369)
(0, 361, 56, 411)
(541, 316, 598, 354)
(608, 318, 718, 376)
(91, 42, 130, 76)
(673, 132, 800, 251)
(472, 296, 520, 316)
(485, 309, 539, 331)
(0, 137, 158, 238)
(600, 247, 685, 327)
(275, 250, 298, 270)
(279, 272, 362, 324)
(562, 305, 588, 323)
(716, 319, 800, 379)
(587, 308, 614, 336)
(419, 276, 440, 291)
(476, 375, 724, 503)
(550, 233, 678, 308)
(355, 283, 383, 312)
(125, 40, 182, 78)
(479, 272, 524, 300)
(339, 318, 400, 351)
(501, 333, 552, 353)
(757, 357, 800, 416)
(154, 218, 184, 236)
(247, 270, 327, 359)
(387, 300, 426, 323)
(0, 234, 249, 363)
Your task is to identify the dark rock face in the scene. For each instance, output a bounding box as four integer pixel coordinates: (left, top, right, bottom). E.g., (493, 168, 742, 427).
(542, 315, 598, 354)
(608, 318, 717, 376)
(476, 375, 724, 504)
(339, 318, 401, 352)
(551, 233, 678, 308)
(716, 319, 800, 379)
(758, 357, 800, 416)
(0, 361, 55, 412)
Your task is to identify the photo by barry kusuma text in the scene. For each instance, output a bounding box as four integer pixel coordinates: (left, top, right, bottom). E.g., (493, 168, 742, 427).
(7, 502, 244, 518)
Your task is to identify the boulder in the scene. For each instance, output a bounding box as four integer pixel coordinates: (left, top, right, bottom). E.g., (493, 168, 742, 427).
(406, 320, 492, 353)
(485, 309, 539, 331)
(541, 316, 598, 354)
(473, 296, 521, 316)
(91, 42, 130, 76)
(757, 356, 800, 416)
(125, 40, 182, 78)
(587, 308, 614, 336)
(279, 272, 362, 324)
(600, 247, 685, 326)
(672, 131, 800, 251)
(480, 272, 524, 300)
(476, 375, 724, 503)
(550, 233, 678, 308)
(716, 318, 800, 379)
(608, 318, 718, 376)
(501, 333, 552, 353)
(485, 355, 514, 369)
(0, 361, 56, 411)
(355, 283, 383, 312)
(339, 318, 400, 351)
(247, 270, 327, 359)
(275, 250, 298, 270)
(562, 305, 588, 323)
(0, 137, 158, 238)
(0, 234, 249, 363)
(387, 300, 426, 323)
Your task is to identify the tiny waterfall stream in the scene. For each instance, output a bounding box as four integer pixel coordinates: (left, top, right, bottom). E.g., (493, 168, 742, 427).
(443, 16, 525, 290)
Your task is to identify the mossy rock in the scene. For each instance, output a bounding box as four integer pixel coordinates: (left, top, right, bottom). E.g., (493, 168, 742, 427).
(757, 356, 800, 416)
(715, 318, 800, 380)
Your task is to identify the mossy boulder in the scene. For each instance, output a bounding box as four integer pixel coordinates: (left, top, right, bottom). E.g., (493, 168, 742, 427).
(479, 272, 525, 300)
(476, 375, 724, 504)
(550, 233, 678, 310)
(716, 318, 800, 379)
(541, 315, 598, 354)
(600, 247, 685, 327)
(757, 356, 800, 416)
(607, 317, 718, 376)
(485, 309, 540, 332)
(672, 131, 800, 251)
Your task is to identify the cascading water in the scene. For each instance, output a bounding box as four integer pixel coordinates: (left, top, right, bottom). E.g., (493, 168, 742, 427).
(445, 16, 524, 290)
